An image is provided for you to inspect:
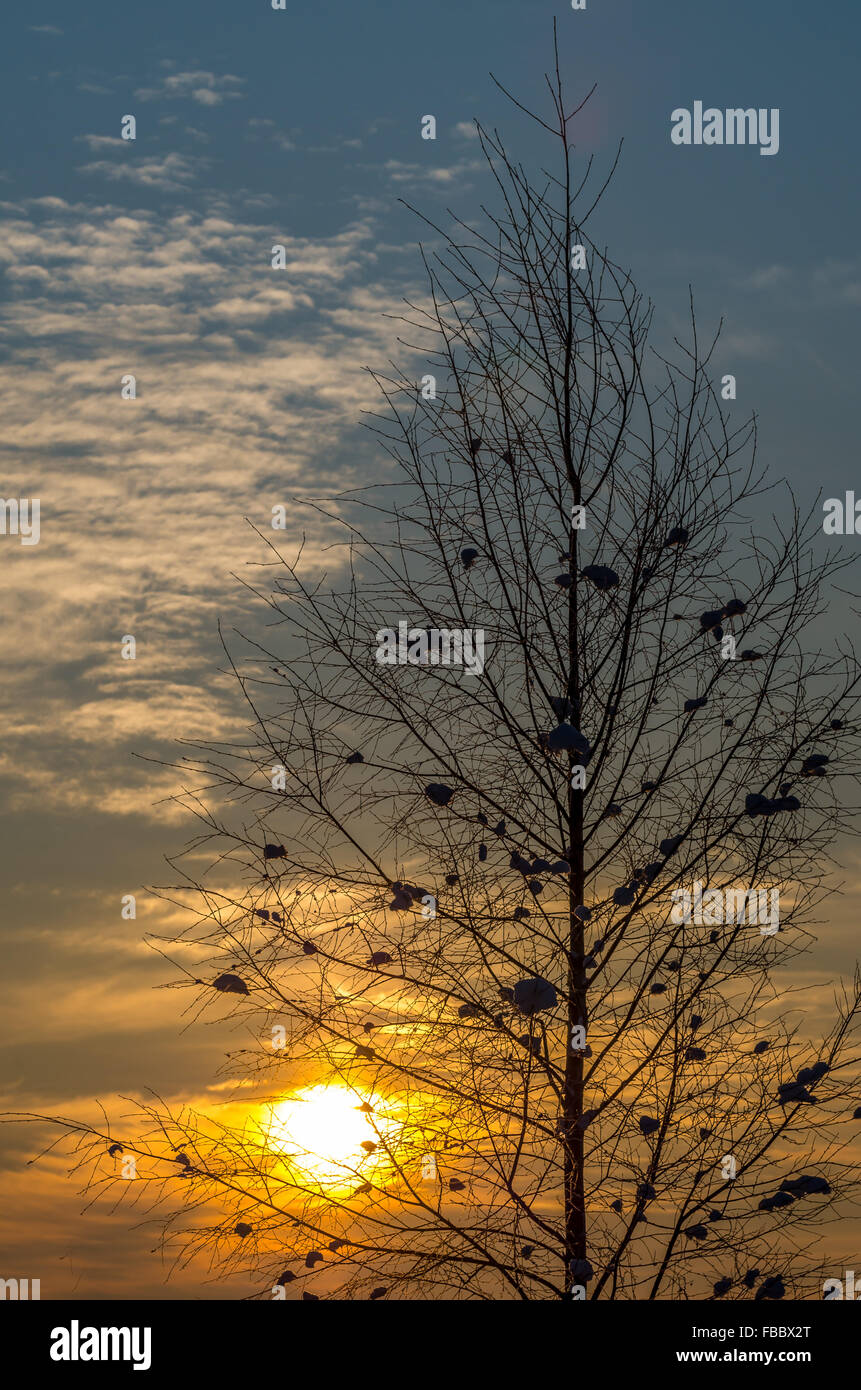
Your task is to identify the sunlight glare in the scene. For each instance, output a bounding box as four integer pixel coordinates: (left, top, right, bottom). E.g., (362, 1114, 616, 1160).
(264, 1084, 389, 1186)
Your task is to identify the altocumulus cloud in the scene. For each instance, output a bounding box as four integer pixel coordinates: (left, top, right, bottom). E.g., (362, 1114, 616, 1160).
(77, 153, 204, 192)
(134, 66, 245, 107)
(0, 195, 414, 818)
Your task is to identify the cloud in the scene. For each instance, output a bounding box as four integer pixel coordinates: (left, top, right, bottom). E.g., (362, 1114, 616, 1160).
(811, 258, 861, 308)
(76, 153, 203, 191)
(29, 24, 63, 35)
(379, 158, 483, 187)
(246, 118, 296, 151)
(736, 259, 861, 310)
(717, 329, 776, 360)
(744, 264, 789, 291)
(76, 135, 126, 152)
(134, 70, 245, 107)
(452, 121, 479, 139)
(0, 198, 415, 817)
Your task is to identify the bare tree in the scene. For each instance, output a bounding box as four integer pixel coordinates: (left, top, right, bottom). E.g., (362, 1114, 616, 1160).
(19, 44, 861, 1302)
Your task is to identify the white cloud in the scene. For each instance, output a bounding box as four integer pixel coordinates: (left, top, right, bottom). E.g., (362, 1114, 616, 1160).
(743, 264, 789, 291)
(718, 329, 776, 360)
(379, 158, 483, 187)
(135, 70, 245, 107)
(811, 259, 861, 307)
(76, 135, 126, 152)
(0, 199, 415, 816)
(246, 119, 296, 151)
(76, 153, 203, 191)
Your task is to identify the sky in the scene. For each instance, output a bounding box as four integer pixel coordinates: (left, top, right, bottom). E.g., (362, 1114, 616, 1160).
(1, 0, 861, 1298)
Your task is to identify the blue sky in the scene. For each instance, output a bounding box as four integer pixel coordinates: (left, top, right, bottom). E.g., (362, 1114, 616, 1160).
(2, 0, 861, 1296)
(6, 0, 861, 492)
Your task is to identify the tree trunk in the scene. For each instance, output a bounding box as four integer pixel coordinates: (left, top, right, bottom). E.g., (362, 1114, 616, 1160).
(562, 513, 587, 1291)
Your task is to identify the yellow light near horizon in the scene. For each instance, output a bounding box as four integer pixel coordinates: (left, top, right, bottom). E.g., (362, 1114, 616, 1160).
(264, 1084, 388, 1187)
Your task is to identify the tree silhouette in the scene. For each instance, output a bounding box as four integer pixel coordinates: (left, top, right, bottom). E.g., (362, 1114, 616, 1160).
(21, 47, 861, 1301)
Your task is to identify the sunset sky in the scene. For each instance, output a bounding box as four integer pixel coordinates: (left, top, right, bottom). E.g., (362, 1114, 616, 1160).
(2, 0, 861, 1298)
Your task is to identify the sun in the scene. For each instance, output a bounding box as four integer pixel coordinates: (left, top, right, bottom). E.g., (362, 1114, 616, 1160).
(263, 1084, 389, 1187)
